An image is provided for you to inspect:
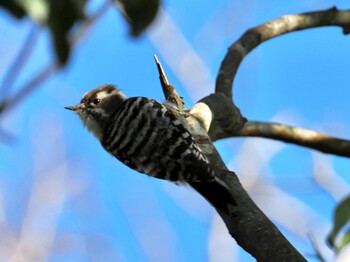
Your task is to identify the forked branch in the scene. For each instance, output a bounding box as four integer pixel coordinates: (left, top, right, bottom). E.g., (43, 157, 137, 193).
(207, 7, 350, 158)
(154, 57, 306, 261)
(216, 7, 350, 98)
(187, 6, 350, 261)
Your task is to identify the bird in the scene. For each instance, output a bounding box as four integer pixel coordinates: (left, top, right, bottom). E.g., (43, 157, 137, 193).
(65, 84, 236, 212)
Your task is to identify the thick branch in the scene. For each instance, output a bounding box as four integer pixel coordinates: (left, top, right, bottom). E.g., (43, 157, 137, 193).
(154, 58, 306, 260)
(233, 121, 350, 158)
(188, 7, 350, 260)
(199, 93, 246, 140)
(185, 113, 306, 261)
(216, 7, 350, 98)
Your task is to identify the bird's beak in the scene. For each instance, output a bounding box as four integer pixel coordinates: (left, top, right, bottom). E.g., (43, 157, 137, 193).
(64, 104, 84, 111)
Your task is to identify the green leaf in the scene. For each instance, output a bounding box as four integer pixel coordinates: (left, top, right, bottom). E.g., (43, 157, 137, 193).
(328, 196, 350, 248)
(116, 0, 160, 36)
(338, 230, 350, 252)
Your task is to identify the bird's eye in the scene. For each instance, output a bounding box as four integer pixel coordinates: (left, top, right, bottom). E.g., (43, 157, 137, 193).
(91, 98, 100, 105)
(80, 98, 86, 104)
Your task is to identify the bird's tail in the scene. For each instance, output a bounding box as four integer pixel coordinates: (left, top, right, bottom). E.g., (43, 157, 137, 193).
(188, 174, 236, 214)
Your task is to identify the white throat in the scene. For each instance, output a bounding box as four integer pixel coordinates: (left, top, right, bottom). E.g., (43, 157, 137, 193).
(78, 111, 104, 141)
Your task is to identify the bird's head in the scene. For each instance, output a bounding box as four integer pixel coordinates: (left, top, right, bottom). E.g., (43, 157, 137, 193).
(65, 84, 127, 140)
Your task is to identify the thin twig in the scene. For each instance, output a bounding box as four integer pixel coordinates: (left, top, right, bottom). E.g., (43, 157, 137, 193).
(154, 55, 185, 110)
(69, 0, 112, 45)
(0, 0, 112, 118)
(0, 129, 15, 145)
(3, 63, 58, 114)
(0, 24, 40, 98)
(233, 121, 350, 158)
(308, 233, 326, 262)
(216, 7, 350, 98)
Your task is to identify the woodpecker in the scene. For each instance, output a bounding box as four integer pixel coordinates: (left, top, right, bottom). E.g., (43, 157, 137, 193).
(66, 84, 236, 212)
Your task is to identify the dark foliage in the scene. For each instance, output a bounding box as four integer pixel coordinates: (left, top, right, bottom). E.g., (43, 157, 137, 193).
(117, 0, 160, 36)
(0, 0, 25, 18)
(0, 0, 160, 65)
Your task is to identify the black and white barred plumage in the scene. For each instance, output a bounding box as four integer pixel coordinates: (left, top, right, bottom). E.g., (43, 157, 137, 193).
(65, 84, 215, 183)
(66, 84, 237, 212)
(103, 97, 216, 182)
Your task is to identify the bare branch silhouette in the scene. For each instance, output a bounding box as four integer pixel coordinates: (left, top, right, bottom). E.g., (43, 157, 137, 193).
(232, 121, 350, 158)
(0, 24, 40, 98)
(308, 234, 326, 262)
(216, 7, 350, 98)
(192, 7, 350, 260)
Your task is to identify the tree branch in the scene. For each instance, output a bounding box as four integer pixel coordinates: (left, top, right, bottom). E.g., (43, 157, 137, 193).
(0, 24, 40, 99)
(154, 58, 306, 260)
(216, 7, 350, 99)
(0, 128, 15, 145)
(186, 112, 306, 260)
(0, 0, 112, 119)
(232, 121, 350, 158)
(188, 6, 350, 261)
(203, 7, 350, 146)
(308, 233, 326, 262)
(154, 55, 185, 111)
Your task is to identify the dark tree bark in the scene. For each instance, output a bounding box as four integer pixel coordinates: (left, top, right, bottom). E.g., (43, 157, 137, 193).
(159, 7, 350, 261)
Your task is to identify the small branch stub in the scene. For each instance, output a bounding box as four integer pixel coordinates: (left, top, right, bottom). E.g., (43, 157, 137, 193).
(154, 55, 185, 111)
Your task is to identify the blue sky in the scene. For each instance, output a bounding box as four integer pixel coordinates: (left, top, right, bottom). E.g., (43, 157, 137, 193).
(0, 0, 350, 261)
